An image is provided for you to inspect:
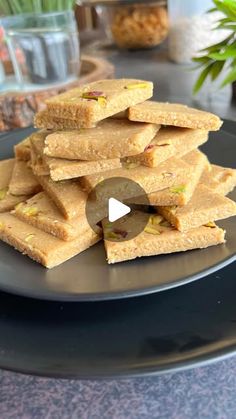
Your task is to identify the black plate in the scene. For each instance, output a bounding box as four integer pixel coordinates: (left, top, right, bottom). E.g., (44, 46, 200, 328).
(1, 260, 236, 378)
(0, 122, 236, 301)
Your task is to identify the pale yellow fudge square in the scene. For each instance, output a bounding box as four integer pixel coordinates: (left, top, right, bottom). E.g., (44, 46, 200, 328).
(131, 149, 208, 206)
(0, 212, 100, 269)
(128, 101, 223, 131)
(201, 164, 236, 196)
(44, 119, 160, 160)
(80, 157, 192, 201)
(34, 110, 84, 130)
(34, 109, 129, 130)
(0, 159, 30, 213)
(126, 127, 209, 167)
(102, 212, 225, 264)
(31, 131, 122, 181)
(8, 160, 41, 196)
(45, 79, 153, 127)
(158, 185, 236, 232)
(14, 137, 31, 161)
(34, 174, 87, 220)
(13, 192, 96, 241)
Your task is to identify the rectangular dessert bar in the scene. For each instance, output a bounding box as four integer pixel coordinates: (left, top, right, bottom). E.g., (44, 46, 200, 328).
(0, 159, 30, 213)
(34, 110, 85, 130)
(14, 137, 31, 161)
(0, 213, 101, 269)
(128, 101, 223, 131)
(201, 164, 236, 196)
(45, 79, 153, 127)
(34, 174, 87, 220)
(35, 109, 129, 130)
(44, 119, 159, 161)
(131, 149, 208, 206)
(8, 160, 41, 196)
(31, 131, 122, 181)
(125, 127, 209, 167)
(80, 157, 192, 201)
(158, 184, 236, 232)
(102, 212, 225, 264)
(13, 192, 93, 241)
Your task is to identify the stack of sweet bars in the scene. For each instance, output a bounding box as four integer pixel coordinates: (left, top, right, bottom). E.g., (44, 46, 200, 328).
(0, 79, 236, 268)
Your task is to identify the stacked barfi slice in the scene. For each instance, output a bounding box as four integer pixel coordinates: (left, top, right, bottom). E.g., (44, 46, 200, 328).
(0, 78, 235, 268)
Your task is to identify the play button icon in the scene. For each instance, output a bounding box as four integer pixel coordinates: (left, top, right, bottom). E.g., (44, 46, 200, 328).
(108, 198, 131, 222)
(85, 176, 150, 242)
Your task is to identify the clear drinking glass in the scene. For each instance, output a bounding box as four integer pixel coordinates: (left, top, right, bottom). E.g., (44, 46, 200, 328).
(1, 11, 80, 90)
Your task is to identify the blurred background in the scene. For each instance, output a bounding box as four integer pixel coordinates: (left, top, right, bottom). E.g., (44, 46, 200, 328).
(0, 0, 235, 130)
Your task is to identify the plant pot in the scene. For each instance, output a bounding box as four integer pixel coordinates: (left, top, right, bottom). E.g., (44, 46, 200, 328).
(1, 11, 80, 88)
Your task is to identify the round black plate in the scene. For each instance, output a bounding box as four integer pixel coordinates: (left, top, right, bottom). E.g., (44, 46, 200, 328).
(1, 261, 236, 378)
(0, 122, 236, 301)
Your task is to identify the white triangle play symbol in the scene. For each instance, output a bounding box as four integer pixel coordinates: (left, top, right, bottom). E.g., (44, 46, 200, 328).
(108, 198, 131, 223)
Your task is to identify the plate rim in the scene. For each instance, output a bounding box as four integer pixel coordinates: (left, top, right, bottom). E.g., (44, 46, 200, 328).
(1, 338, 236, 379)
(0, 252, 235, 302)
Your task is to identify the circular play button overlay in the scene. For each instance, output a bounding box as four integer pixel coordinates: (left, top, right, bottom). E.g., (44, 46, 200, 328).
(85, 177, 150, 242)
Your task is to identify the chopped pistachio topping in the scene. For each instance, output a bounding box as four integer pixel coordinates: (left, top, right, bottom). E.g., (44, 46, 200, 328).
(82, 91, 107, 102)
(15, 202, 24, 211)
(25, 234, 35, 242)
(160, 220, 172, 228)
(105, 231, 121, 240)
(0, 188, 8, 200)
(162, 172, 174, 179)
(124, 162, 140, 169)
(97, 96, 107, 106)
(169, 185, 186, 194)
(0, 222, 4, 230)
(104, 222, 113, 229)
(204, 221, 216, 228)
(22, 206, 38, 217)
(125, 82, 149, 90)
(97, 176, 104, 184)
(104, 226, 128, 240)
(144, 226, 161, 235)
(144, 144, 155, 152)
(158, 140, 171, 146)
(149, 215, 163, 225)
(113, 228, 128, 238)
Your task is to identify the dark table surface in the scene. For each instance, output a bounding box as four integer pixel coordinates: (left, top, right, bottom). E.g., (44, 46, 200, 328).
(1, 43, 236, 419)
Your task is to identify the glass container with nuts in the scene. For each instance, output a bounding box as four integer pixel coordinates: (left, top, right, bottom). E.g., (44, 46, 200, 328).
(79, 0, 168, 50)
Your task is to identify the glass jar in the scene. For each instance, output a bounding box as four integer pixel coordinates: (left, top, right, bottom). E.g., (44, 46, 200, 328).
(1, 11, 80, 89)
(79, 0, 168, 50)
(168, 0, 231, 64)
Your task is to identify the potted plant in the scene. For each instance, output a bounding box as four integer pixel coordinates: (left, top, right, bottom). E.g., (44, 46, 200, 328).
(193, 0, 236, 100)
(0, 1, 80, 86)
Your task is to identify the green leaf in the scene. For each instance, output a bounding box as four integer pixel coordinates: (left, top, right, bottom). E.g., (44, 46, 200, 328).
(221, 67, 236, 86)
(200, 34, 234, 53)
(214, 22, 236, 30)
(193, 64, 214, 94)
(192, 56, 211, 64)
(209, 44, 236, 60)
(207, 7, 218, 13)
(211, 61, 225, 80)
(213, 0, 236, 20)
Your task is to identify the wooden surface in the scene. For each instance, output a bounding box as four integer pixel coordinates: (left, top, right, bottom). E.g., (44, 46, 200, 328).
(0, 55, 114, 131)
